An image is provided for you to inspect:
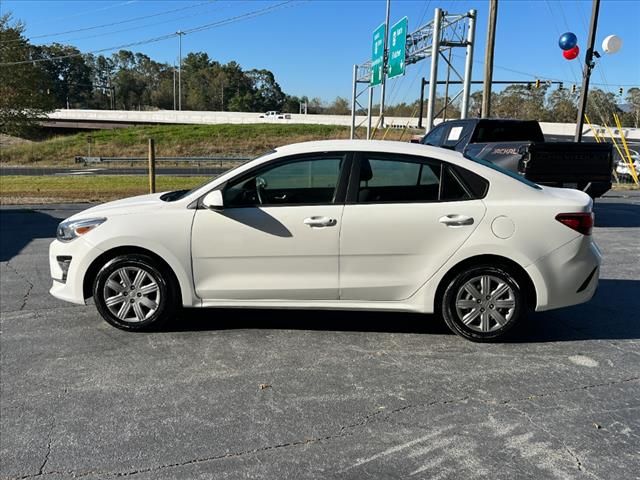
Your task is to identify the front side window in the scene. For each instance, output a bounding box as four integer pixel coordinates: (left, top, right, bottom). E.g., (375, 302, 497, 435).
(357, 155, 474, 203)
(224, 155, 344, 207)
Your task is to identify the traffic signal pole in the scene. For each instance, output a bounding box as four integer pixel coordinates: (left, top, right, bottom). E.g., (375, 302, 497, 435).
(574, 0, 601, 142)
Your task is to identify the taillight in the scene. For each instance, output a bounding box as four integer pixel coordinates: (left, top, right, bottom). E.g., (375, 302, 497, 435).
(555, 212, 594, 235)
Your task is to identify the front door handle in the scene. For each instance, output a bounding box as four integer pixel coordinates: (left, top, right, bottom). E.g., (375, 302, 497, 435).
(303, 216, 337, 228)
(439, 214, 474, 227)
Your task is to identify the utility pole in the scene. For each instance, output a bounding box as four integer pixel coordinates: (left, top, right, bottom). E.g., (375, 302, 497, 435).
(177, 30, 185, 111)
(425, 8, 442, 132)
(574, 0, 600, 142)
(482, 0, 498, 118)
(173, 63, 176, 111)
(443, 49, 453, 120)
(379, 0, 391, 127)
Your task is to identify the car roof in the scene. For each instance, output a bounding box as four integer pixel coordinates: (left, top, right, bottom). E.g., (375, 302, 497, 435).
(274, 139, 456, 159)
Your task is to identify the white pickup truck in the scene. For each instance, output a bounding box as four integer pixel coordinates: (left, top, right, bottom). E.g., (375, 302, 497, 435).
(259, 111, 291, 120)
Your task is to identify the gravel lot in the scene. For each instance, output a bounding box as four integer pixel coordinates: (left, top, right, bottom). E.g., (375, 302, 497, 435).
(1, 193, 639, 479)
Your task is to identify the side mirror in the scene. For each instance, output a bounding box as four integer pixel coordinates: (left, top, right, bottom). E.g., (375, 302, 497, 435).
(202, 190, 224, 210)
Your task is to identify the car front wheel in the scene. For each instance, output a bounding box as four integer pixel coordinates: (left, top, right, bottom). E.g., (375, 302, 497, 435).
(93, 254, 176, 331)
(441, 265, 525, 342)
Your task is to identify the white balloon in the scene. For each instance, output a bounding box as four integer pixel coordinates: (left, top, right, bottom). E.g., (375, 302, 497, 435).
(602, 35, 622, 54)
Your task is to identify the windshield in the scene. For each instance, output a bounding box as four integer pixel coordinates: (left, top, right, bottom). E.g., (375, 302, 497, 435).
(465, 154, 542, 190)
(160, 151, 275, 202)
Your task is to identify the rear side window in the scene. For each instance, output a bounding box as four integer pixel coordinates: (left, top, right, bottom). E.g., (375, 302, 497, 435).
(471, 121, 544, 143)
(356, 155, 480, 203)
(466, 154, 541, 190)
(421, 124, 446, 146)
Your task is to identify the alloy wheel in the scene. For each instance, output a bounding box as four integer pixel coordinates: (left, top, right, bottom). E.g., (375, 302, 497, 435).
(102, 267, 161, 323)
(454, 274, 516, 333)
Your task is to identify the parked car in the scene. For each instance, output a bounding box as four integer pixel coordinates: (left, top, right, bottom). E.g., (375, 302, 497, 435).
(615, 149, 639, 179)
(418, 119, 613, 198)
(50, 140, 601, 341)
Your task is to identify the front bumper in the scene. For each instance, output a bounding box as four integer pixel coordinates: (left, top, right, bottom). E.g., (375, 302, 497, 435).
(527, 235, 602, 312)
(49, 238, 103, 305)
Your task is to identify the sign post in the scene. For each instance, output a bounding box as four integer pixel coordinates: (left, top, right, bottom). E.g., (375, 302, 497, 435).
(388, 17, 408, 79)
(371, 23, 386, 86)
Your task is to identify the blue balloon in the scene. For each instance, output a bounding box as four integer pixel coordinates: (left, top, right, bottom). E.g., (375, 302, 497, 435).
(559, 32, 578, 51)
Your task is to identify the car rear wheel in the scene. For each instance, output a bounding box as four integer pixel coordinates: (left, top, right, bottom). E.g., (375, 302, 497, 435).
(93, 254, 176, 331)
(441, 265, 525, 342)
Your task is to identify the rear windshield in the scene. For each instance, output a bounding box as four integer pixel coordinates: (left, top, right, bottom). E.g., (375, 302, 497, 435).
(471, 121, 544, 143)
(465, 155, 542, 190)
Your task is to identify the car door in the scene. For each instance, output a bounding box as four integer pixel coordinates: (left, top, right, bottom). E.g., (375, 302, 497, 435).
(191, 153, 349, 301)
(339, 152, 487, 301)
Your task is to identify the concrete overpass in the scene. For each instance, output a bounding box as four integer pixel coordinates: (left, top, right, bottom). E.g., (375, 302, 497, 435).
(41, 109, 640, 142)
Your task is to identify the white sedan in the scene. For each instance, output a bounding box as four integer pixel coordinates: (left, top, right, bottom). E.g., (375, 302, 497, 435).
(49, 140, 601, 341)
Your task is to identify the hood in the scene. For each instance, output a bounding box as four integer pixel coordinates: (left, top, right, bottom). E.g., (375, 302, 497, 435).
(68, 192, 168, 220)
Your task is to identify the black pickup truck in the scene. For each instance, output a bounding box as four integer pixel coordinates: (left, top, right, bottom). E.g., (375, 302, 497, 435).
(419, 119, 613, 198)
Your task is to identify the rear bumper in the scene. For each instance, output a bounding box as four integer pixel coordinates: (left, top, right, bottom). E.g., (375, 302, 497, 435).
(527, 235, 601, 312)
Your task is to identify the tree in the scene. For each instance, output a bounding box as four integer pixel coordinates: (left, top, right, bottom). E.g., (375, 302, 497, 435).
(307, 97, 324, 114)
(545, 88, 577, 123)
(493, 84, 548, 120)
(623, 87, 640, 127)
(33, 43, 93, 108)
(325, 96, 350, 115)
(282, 95, 303, 114)
(86, 54, 116, 109)
(585, 88, 619, 125)
(246, 69, 285, 112)
(0, 14, 53, 135)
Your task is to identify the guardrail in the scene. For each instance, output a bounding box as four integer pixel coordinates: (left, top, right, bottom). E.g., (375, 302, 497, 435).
(75, 156, 252, 165)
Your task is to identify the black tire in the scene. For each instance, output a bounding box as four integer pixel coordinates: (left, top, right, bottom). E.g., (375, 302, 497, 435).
(440, 265, 525, 342)
(93, 254, 177, 331)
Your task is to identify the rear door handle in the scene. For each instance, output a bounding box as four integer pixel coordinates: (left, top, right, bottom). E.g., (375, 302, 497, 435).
(303, 216, 337, 228)
(439, 214, 474, 227)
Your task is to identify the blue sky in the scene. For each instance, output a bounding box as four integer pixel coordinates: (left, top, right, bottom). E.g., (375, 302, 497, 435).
(3, 0, 639, 104)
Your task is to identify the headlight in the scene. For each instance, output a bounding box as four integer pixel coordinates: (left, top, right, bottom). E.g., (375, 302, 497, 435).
(57, 217, 107, 242)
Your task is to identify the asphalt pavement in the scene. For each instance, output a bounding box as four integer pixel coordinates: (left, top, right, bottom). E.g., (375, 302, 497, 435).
(1, 193, 639, 479)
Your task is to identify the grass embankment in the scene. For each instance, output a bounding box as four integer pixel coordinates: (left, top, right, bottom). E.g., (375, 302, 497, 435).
(0, 175, 209, 204)
(0, 123, 417, 203)
(0, 123, 410, 166)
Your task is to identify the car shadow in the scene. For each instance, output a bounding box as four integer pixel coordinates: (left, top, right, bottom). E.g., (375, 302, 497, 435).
(509, 278, 640, 343)
(594, 202, 640, 228)
(166, 279, 640, 343)
(0, 208, 65, 262)
(220, 208, 292, 237)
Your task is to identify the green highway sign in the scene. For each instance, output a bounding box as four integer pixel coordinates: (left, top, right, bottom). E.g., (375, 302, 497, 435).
(371, 23, 386, 86)
(388, 16, 408, 79)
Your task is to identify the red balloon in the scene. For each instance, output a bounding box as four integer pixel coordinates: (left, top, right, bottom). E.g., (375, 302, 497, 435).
(563, 45, 580, 60)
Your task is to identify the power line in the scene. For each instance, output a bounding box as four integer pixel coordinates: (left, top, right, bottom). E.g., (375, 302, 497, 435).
(449, 53, 636, 88)
(181, 0, 296, 35)
(0, 1, 215, 44)
(26, 0, 138, 27)
(46, 1, 249, 45)
(0, 1, 298, 66)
